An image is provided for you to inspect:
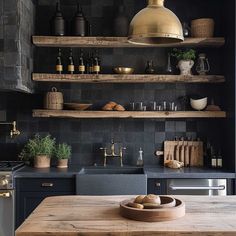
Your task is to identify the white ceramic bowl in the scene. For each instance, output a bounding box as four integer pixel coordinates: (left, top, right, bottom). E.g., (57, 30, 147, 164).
(190, 97, 208, 111)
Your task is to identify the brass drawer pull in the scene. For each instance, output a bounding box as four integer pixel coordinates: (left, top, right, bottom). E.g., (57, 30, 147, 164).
(41, 183, 54, 187)
(0, 192, 11, 198)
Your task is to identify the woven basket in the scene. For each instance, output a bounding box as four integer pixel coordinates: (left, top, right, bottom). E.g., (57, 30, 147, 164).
(191, 18, 215, 37)
(44, 87, 63, 110)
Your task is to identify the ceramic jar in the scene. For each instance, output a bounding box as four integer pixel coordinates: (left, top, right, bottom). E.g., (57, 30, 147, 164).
(178, 60, 194, 75)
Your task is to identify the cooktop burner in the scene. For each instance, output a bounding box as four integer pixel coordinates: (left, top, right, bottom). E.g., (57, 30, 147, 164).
(0, 161, 24, 171)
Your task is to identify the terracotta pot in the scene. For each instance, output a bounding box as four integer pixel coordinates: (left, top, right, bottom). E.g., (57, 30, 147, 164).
(34, 155, 51, 168)
(178, 60, 194, 75)
(57, 159, 68, 168)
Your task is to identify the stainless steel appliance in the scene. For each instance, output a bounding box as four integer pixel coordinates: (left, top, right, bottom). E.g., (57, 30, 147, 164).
(167, 179, 227, 196)
(0, 161, 24, 236)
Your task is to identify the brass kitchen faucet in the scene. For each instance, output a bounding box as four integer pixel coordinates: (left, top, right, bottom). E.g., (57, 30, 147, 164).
(100, 139, 126, 167)
(0, 121, 21, 138)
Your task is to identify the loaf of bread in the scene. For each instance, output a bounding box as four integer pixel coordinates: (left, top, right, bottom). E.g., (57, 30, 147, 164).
(134, 195, 145, 204)
(142, 194, 161, 205)
(165, 160, 184, 169)
(143, 203, 161, 209)
(127, 202, 144, 209)
(102, 104, 114, 111)
(114, 104, 125, 111)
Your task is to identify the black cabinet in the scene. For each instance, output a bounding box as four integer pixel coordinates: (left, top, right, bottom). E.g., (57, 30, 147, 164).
(147, 179, 167, 195)
(15, 177, 75, 228)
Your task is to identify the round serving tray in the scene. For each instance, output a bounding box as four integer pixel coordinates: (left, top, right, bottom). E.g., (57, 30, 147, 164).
(120, 196, 185, 222)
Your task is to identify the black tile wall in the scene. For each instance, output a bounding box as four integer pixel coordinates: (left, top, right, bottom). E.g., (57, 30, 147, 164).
(0, 0, 231, 168)
(0, 0, 34, 92)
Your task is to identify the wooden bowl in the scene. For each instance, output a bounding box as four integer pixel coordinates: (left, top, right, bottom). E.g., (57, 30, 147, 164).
(64, 103, 92, 111)
(113, 67, 134, 74)
(120, 196, 185, 222)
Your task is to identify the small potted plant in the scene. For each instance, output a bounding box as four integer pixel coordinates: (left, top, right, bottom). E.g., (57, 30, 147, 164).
(19, 134, 56, 168)
(54, 143, 72, 168)
(171, 48, 196, 75)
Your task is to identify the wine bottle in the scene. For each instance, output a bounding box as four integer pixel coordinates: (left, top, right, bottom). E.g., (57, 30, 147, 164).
(93, 50, 101, 74)
(78, 50, 85, 74)
(67, 49, 75, 74)
(56, 48, 63, 74)
(88, 53, 94, 74)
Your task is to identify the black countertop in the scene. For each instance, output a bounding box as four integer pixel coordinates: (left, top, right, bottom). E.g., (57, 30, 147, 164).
(14, 165, 236, 179)
(144, 167, 235, 179)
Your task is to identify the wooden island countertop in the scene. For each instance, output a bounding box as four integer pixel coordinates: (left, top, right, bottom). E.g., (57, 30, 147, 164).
(16, 195, 236, 236)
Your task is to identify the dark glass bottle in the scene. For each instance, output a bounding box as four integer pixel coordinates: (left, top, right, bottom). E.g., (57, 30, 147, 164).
(72, 3, 87, 36)
(51, 1, 66, 36)
(145, 60, 155, 74)
(67, 49, 75, 74)
(93, 50, 101, 74)
(56, 48, 63, 74)
(78, 50, 85, 74)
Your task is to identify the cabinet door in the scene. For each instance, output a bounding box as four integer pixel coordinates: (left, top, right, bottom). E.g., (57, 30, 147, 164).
(147, 179, 167, 195)
(15, 191, 73, 228)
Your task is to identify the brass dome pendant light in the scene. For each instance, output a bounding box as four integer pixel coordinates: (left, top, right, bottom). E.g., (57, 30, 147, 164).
(128, 0, 184, 45)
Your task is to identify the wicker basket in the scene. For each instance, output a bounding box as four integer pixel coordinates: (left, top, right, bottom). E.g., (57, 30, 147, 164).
(191, 18, 215, 37)
(44, 87, 63, 110)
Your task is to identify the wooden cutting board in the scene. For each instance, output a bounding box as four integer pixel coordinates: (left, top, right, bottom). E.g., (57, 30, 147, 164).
(164, 141, 203, 167)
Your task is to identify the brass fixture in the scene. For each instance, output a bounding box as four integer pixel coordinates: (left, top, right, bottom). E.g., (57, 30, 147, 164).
(0, 192, 11, 198)
(100, 139, 126, 167)
(0, 121, 21, 138)
(128, 0, 184, 45)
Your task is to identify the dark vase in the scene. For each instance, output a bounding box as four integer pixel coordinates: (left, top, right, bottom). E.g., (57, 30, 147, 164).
(51, 1, 66, 36)
(113, 5, 129, 37)
(71, 3, 87, 36)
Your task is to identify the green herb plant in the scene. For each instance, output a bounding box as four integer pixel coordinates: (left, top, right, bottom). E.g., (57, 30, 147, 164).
(171, 48, 196, 61)
(19, 134, 56, 162)
(54, 143, 72, 160)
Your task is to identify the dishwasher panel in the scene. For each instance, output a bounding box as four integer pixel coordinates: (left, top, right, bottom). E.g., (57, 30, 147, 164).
(167, 179, 227, 196)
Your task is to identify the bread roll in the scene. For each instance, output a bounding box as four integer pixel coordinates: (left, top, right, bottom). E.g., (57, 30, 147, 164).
(127, 202, 144, 209)
(114, 104, 125, 111)
(107, 101, 117, 108)
(142, 194, 161, 205)
(102, 104, 113, 111)
(143, 203, 161, 209)
(134, 195, 145, 204)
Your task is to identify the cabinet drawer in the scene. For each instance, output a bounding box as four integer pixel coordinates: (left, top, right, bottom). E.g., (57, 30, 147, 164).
(16, 178, 75, 192)
(147, 179, 167, 195)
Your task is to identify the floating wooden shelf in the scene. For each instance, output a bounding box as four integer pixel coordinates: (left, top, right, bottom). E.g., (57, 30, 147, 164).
(33, 110, 226, 119)
(32, 36, 225, 48)
(32, 73, 225, 84)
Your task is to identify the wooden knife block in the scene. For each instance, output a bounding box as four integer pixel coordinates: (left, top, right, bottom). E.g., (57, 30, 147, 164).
(164, 141, 203, 167)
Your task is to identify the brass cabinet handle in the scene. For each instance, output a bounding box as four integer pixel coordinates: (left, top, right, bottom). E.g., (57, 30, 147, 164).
(0, 192, 11, 198)
(41, 183, 54, 187)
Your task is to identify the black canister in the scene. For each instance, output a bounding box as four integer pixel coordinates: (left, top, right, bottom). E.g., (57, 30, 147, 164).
(51, 1, 66, 36)
(72, 3, 87, 36)
(113, 5, 129, 37)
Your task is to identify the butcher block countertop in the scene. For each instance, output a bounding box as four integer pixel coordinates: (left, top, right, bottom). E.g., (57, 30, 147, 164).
(16, 195, 236, 236)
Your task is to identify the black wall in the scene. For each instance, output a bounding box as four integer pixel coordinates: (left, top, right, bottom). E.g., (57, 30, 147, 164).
(0, 0, 234, 169)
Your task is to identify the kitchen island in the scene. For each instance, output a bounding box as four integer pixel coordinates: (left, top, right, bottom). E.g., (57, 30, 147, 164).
(16, 195, 236, 236)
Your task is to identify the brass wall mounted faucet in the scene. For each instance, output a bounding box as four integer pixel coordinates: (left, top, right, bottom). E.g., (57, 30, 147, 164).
(100, 139, 126, 167)
(0, 121, 21, 138)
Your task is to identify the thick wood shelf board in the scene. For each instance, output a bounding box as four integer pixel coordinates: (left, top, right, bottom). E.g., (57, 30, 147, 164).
(32, 73, 225, 84)
(33, 110, 226, 119)
(32, 36, 225, 48)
